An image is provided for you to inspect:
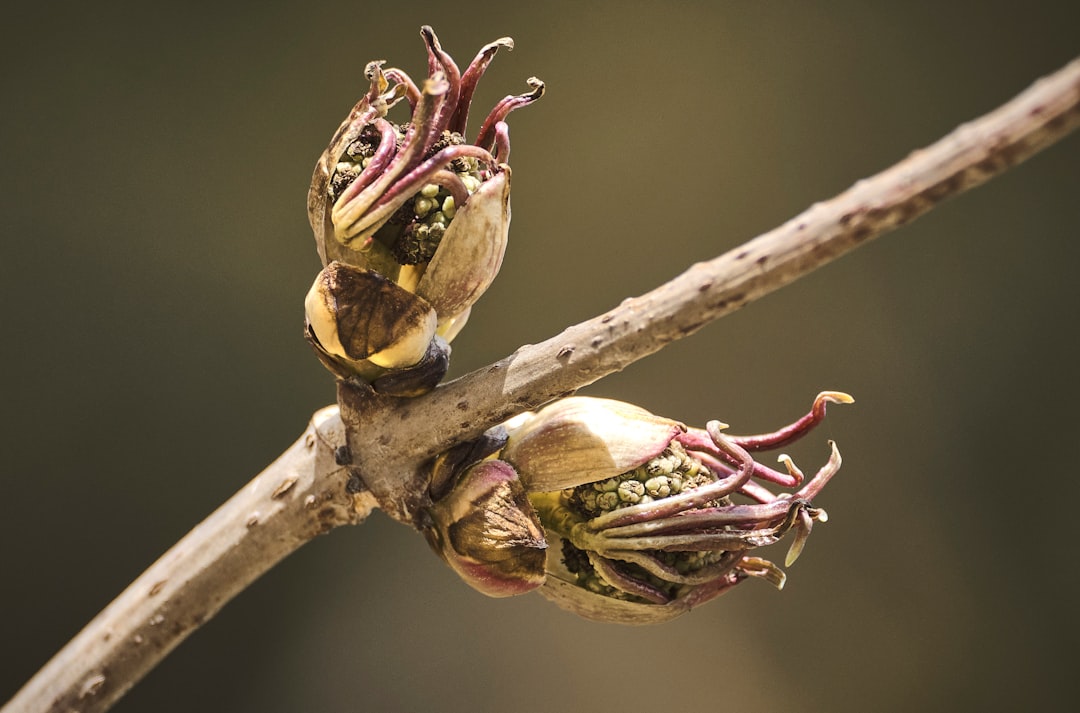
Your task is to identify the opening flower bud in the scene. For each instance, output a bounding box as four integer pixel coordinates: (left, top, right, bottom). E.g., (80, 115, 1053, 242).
(502, 393, 852, 623)
(307, 26, 543, 337)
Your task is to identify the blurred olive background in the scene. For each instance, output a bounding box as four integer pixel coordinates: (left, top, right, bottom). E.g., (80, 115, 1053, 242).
(3, 1, 1079, 711)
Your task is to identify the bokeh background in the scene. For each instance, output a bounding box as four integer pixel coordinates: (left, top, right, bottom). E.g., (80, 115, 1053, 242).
(3, 1, 1079, 711)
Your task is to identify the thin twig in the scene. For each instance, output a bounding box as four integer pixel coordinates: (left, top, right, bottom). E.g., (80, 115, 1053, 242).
(4, 56, 1078, 713)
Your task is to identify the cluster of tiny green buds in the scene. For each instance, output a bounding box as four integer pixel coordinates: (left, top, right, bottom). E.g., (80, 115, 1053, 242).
(566, 440, 714, 513)
(422, 392, 852, 623)
(304, 27, 543, 394)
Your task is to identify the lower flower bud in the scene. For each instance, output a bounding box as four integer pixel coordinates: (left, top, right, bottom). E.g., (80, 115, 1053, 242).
(508, 394, 850, 623)
(421, 393, 850, 620)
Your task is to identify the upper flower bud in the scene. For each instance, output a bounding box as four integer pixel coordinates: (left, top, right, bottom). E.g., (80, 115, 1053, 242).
(307, 27, 543, 336)
(503, 393, 853, 623)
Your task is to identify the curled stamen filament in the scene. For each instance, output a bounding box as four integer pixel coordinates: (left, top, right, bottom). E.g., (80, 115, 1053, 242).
(730, 391, 853, 451)
(383, 68, 420, 109)
(738, 557, 788, 589)
(685, 445, 802, 487)
(452, 37, 514, 134)
(474, 78, 545, 151)
(588, 554, 671, 604)
(335, 118, 400, 205)
(608, 550, 745, 585)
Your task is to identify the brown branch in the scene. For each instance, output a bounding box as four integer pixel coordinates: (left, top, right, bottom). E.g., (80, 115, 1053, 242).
(4, 55, 1078, 713)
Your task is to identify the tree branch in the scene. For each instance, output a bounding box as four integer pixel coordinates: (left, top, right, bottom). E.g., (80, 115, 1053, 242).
(5, 55, 1078, 713)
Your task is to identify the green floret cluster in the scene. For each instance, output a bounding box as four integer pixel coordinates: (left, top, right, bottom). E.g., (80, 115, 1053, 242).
(559, 441, 732, 602)
(328, 123, 404, 202)
(329, 125, 487, 265)
(392, 170, 475, 265)
(566, 440, 715, 517)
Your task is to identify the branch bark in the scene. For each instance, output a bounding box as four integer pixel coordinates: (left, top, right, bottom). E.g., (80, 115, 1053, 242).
(5, 55, 1078, 713)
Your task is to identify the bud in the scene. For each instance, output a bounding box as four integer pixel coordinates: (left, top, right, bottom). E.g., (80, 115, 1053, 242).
(305, 262, 437, 370)
(424, 458, 547, 598)
(307, 27, 543, 337)
(503, 393, 852, 623)
(304, 261, 450, 395)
